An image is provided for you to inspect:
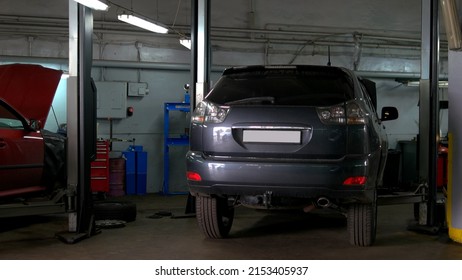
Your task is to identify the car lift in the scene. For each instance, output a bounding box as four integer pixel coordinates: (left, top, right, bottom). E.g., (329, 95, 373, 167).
(0, 3, 96, 238)
(377, 0, 444, 235)
(56, 2, 99, 243)
(0, 3, 98, 242)
(180, 0, 212, 214)
(186, 0, 451, 234)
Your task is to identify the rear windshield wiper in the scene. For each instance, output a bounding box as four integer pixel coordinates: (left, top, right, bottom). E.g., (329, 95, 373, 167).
(225, 96, 275, 105)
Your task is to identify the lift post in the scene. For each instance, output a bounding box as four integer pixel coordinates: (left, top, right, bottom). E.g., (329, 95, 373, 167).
(404, 0, 441, 233)
(183, 0, 212, 214)
(377, 0, 443, 233)
(56, 1, 98, 243)
(190, 0, 211, 108)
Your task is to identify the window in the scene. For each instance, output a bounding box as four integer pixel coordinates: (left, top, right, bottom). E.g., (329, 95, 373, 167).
(0, 102, 24, 129)
(207, 68, 354, 106)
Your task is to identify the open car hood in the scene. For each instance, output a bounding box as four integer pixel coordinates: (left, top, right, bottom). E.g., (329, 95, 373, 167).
(0, 64, 62, 126)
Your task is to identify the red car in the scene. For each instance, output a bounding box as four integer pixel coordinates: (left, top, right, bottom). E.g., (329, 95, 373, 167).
(0, 64, 63, 199)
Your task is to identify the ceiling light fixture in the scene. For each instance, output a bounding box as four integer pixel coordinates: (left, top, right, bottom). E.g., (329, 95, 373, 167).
(179, 38, 191, 49)
(72, 0, 109, 11)
(118, 14, 169, 34)
(440, 0, 462, 50)
(405, 80, 449, 88)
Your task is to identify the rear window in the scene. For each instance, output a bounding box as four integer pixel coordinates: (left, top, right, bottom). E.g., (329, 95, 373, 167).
(206, 67, 355, 106)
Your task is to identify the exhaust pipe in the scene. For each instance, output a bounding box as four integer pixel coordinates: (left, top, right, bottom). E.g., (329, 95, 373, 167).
(316, 197, 332, 208)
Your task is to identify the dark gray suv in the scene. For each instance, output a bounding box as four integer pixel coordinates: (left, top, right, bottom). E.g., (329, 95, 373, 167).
(186, 65, 398, 246)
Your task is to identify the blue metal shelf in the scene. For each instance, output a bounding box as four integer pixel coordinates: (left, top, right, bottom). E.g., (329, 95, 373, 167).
(163, 102, 190, 195)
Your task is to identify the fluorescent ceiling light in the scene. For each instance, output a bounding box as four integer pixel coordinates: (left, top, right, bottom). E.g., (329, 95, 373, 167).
(406, 81, 420, 87)
(440, 0, 462, 50)
(118, 14, 168, 34)
(439, 81, 449, 88)
(73, 0, 109, 11)
(180, 38, 191, 49)
(406, 80, 448, 88)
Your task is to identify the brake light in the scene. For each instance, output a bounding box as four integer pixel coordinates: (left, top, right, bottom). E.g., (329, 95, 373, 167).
(343, 176, 367, 186)
(186, 171, 202, 181)
(191, 101, 230, 124)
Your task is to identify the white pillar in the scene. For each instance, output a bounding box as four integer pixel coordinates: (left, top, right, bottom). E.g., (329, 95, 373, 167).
(67, 0, 79, 233)
(447, 50, 462, 242)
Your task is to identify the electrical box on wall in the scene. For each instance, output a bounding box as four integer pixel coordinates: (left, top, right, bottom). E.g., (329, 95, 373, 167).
(95, 81, 127, 119)
(128, 82, 149, 96)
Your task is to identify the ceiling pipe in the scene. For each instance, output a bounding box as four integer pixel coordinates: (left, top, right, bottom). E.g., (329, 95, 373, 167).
(0, 55, 449, 80)
(0, 21, 424, 47)
(0, 22, 423, 50)
(0, 14, 433, 46)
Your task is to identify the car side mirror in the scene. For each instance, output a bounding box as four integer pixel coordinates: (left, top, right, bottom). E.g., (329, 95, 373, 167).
(381, 107, 398, 121)
(29, 119, 42, 131)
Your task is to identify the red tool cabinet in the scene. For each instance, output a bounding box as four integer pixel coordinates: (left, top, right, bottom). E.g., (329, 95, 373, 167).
(90, 140, 110, 193)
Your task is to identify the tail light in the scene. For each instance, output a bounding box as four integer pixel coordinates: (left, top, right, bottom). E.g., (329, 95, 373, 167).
(343, 176, 367, 186)
(186, 171, 202, 181)
(317, 101, 366, 125)
(191, 101, 230, 124)
(346, 102, 366, 124)
(317, 104, 346, 124)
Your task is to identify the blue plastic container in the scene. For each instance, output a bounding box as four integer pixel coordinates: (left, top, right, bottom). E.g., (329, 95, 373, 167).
(137, 173, 147, 195)
(122, 151, 136, 173)
(123, 147, 148, 195)
(129, 145, 143, 152)
(125, 173, 136, 195)
(137, 151, 147, 173)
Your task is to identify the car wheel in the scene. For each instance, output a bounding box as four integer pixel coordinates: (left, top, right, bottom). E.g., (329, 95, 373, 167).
(196, 195, 234, 238)
(93, 200, 137, 222)
(347, 202, 377, 246)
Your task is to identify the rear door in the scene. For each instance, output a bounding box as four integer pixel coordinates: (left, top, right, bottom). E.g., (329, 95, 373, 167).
(205, 106, 347, 159)
(203, 66, 354, 159)
(0, 100, 45, 197)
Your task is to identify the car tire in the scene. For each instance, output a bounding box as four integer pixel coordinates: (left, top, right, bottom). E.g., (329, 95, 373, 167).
(93, 200, 137, 222)
(347, 202, 377, 246)
(196, 195, 234, 238)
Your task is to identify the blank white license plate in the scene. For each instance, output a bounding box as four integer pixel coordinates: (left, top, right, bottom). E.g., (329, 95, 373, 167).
(243, 130, 301, 143)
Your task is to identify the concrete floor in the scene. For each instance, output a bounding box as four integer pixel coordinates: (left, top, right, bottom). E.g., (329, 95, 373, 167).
(0, 194, 461, 260)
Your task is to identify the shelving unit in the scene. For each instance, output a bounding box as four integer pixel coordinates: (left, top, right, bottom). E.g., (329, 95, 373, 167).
(163, 102, 190, 195)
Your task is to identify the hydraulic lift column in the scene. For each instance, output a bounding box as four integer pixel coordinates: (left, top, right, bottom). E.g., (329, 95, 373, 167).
(417, 0, 440, 229)
(60, 1, 97, 243)
(190, 0, 211, 108)
(185, 0, 211, 213)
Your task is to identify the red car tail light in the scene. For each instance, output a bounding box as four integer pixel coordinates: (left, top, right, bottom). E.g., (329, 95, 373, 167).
(186, 171, 202, 181)
(343, 176, 367, 186)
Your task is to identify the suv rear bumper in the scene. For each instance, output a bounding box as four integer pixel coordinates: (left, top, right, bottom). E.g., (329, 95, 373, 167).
(186, 151, 377, 204)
